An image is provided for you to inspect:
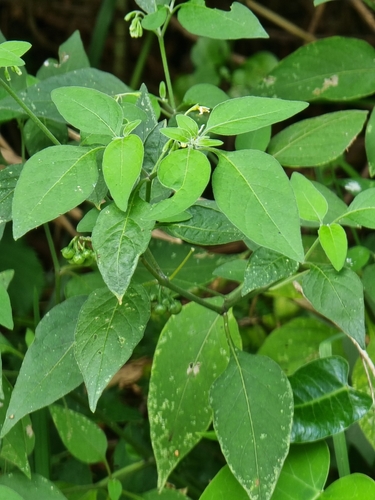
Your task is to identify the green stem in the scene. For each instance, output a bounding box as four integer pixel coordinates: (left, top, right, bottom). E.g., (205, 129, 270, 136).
(43, 224, 61, 304)
(130, 30, 154, 89)
(157, 35, 176, 111)
(0, 78, 60, 146)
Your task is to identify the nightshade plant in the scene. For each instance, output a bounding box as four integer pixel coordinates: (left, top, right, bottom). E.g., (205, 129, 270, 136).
(1, 0, 375, 499)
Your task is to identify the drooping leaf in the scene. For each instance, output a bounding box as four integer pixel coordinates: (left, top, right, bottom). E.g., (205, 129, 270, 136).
(318, 224, 347, 271)
(103, 135, 144, 213)
(268, 111, 367, 167)
(50, 405, 107, 463)
(258, 317, 341, 376)
(164, 200, 244, 245)
(243, 247, 299, 295)
(0, 297, 86, 437)
(291, 172, 328, 222)
(0, 164, 23, 224)
(205, 96, 308, 136)
(51, 86, 123, 136)
(0, 473, 67, 500)
(12, 146, 99, 239)
(178, 0, 268, 40)
(210, 350, 293, 499)
(254, 37, 375, 101)
(271, 442, 329, 500)
(365, 107, 375, 177)
(92, 197, 154, 301)
(199, 465, 248, 500)
(145, 148, 211, 221)
(0, 41, 31, 68)
(212, 149, 304, 261)
(301, 264, 365, 348)
(149, 301, 240, 489)
(74, 285, 150, 412)
(339, 187, 375, 228)
(289, 356, 372, 442)
(318, 474, 375, 499)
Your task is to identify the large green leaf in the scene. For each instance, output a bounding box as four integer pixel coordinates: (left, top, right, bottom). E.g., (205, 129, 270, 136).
(0, 297, 85, 437)
(145, 148, 211, 221)
(318, 474, 375, 499)
(12, 146, 99, 239)
(148, 301, 240, 489)
(243, 247, 299, 295)
(268, 111, 367, 167)
(177, 0, 268, 40)
(50, 405, 107, 463)
(212, 150, 304, 262)
(0, 41, 31, 68)
(51, 86, 123, 136)
(301, 264, 366, 348)
(0, 473, 67, 500)
(339, 188, 375, 228)
(164, 200, 244, 245)
(74, 286, 150, 412)
(205, 96, 308, 136)
(254, 37, 375, 101)
(289, 356, 372, 442)
(210, 350, 293, 500)
(92, 197, 154, 301)
(0, 486, 24, 500)
(200, 465, 248, 500)
(318, 224, 347, 272)
(271, 442, 329, 500)
(291, 172, 328, 222)
(0, 164, 23, 224)
(258, 317, 341, 376)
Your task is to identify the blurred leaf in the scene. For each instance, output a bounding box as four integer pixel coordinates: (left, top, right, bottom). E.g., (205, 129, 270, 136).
(340, 188, 375, 228)
(318, 473, 375, 499)
(213, 259, 247, 282)
(0, 164, 23, 225)
(0, 473, 67, 499)
(0, 41, 31, 68)
(200, 465, 248, 500)
(365, 106, 375, 177)
(183, 83, 229, 108)
(0, 283, 12, 329)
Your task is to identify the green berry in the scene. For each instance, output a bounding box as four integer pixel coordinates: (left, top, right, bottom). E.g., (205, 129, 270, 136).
(154, 303, 167, 315)
(61, 247, 75, 260)
(169, 300, 182, 315)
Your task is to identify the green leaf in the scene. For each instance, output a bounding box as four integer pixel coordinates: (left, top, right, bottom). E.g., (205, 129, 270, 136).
(145, 148, 211, 221)
(212, 150, 304, 262)
(92, 197, 154, 301)
(74, 286, 150, 412)
(301, 264, 366, 348)
(0, 486, 24, 500)
(243, 247, 299, 295)
(268, 111, 368, 167)
(108, 478, 122, 500)
(51, 86, 123, 136)
(271, 442, 329, 500)
(103, 135, 144, 213)
(254, 37, 375, 101)
(0, 164, 23, 224)
(200, 465, 248, 500)
(183, 84, 229, 108)
(258, 317, 341, 376)
(149, 301, 240, 489)
(339, 187, 375, 228)
(235, 126, 271, 152)
(210, 350, 293, 499)
(318, 224, 347, 271)
(0, 473, 67, 500)
(24, 119, 68, 156)
(0, 41, 31, 68)
(0, 377, 34, 478)
(177, 0, 268, 40)
(50, 405, 107, 463)
(0, 284, 13, 329)
(213, 259, 247, 282)
(289, 356, 372, 442)
(143, 489, 192, 500)
(346, 245, 370, 272)
(365, 107, 375, 177)
(205, 96, 308, 136)
(65, 271, 105, 299)
(291, 172, 328, 222)
(12, 146, 99, 239)
(164, 201, 244, 245)
(318, 474, 375, 499)
(0, 297, 85, 437)
(142, 8, 168, 30)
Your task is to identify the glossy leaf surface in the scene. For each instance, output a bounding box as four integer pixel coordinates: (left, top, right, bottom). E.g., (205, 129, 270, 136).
(301, 264, 365, 348)
(75, 286, 150, 412)
(210, 350, 293, 499)
(318, 473, 375, 499)
(212, 150, 304, 262)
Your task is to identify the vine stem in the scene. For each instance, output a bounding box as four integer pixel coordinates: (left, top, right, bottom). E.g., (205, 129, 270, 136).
(0, 77, 61, 146)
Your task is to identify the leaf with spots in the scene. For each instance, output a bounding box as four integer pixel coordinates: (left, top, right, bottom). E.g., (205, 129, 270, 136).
(210, 350, 294, 500)
(74, 286, 150, 412)
(148, 300, 241, 490)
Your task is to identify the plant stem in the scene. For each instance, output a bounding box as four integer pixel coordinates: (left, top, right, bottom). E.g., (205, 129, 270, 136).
(43, 223, 61, 304)
(157, 34, 176, 111)
(0, 78, 61, 146)
(130, 31, 154, 89)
